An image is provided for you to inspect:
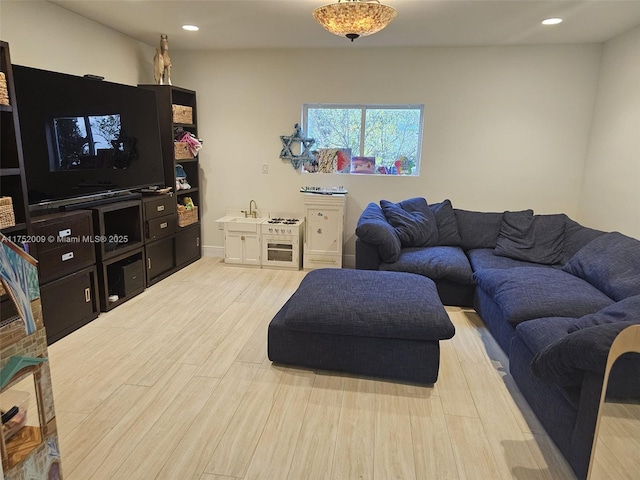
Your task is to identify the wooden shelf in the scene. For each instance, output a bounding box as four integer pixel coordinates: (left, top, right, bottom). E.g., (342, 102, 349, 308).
(176, 187, 199, 195)
(175, 156, 198, 163)
(0, 168, 21, 176)
(0, 104, 12, 112)
(0, 222, 27, 234)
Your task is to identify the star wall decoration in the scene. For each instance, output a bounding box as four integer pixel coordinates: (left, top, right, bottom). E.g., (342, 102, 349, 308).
(279, 123, 315, 169)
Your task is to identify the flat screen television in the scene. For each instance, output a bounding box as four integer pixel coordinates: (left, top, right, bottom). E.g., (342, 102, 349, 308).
(13, 65, 165, 207)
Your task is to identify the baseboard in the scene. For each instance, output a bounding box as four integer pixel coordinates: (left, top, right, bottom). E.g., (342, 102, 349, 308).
(202, 246, 354, 267)
(343, 254, 355, 269)
(203, 245, 224, 257)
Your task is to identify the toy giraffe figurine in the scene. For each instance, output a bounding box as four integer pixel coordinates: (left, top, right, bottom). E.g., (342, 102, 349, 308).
(153, 34, 172, 85)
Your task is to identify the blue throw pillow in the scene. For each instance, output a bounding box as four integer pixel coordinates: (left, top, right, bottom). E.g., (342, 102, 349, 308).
(563, 232, 640, 301)
(430, 199, 462, 246)
(454, 209, 504, 250)
(380, 198, 438, 248)
(356, 203, 401, 263)
(494, 211, 565, 265)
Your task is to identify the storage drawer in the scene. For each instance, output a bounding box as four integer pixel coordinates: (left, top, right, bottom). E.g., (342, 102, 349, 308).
(143, 195, 175, 221)
(146, 214, 176, 241)
(32, 210, 94, 253)
(303, 253, 342, 270)
(37, 241, 96, 284)
(40, 266, 99, 344)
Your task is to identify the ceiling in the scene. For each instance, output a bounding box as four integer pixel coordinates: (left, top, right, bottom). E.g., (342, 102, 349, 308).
(48, 0, 640, 50)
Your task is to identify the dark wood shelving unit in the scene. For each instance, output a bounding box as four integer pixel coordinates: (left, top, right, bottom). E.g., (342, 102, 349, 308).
(0, 41, 31, 239)
(139, 84, 202, 276)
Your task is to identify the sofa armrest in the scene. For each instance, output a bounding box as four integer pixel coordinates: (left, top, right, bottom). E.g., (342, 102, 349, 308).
(355, 238, 382, 270)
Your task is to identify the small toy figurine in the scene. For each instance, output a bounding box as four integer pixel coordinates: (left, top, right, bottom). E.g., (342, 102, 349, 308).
(153, 34, 172, 85)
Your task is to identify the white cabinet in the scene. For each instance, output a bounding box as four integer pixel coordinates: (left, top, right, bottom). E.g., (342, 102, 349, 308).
(216, 216, 263, 266)
(224, 232, 260, 266)
(303, 194, 346, 269)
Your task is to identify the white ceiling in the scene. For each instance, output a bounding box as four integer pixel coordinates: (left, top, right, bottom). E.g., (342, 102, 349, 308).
(48, 0, 640, 50)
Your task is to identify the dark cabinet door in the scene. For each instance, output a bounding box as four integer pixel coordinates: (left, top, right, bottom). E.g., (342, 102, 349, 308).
(40, 266, 99, 344)
(176, 226, 200, 266)
(146, 237, 175, 284)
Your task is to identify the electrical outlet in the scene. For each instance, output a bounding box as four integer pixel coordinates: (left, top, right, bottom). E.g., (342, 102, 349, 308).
(262, 163, 269, 174)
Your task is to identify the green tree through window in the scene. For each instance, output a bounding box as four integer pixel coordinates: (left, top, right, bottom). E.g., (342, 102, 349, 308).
(303, 104, 424, 175)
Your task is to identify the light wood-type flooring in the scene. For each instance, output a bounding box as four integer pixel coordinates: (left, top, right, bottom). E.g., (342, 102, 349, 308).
(46, 256, 617, 480)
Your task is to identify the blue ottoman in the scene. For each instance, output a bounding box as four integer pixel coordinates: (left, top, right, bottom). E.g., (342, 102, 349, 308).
(267, 269, 455, 384)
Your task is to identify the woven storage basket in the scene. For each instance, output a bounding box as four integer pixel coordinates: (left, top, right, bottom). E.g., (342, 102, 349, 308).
(0, 197, 16, 229)
(0, 72, 9, 106)
(174, 141, 194, 160)
(172, 104, 193, 124)
(178, 206, 198, 227)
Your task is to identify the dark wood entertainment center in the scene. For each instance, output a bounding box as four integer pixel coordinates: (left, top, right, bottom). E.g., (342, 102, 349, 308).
(0, 41, 201, 344)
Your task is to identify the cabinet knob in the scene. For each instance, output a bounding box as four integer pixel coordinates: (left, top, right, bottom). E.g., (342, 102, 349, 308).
(85, 287, 91, 303)
(317, 229, 322, 234)
(157, 205, 165, 212)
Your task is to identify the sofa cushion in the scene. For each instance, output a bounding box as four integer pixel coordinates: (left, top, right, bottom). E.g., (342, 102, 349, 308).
(381, 198, 438, 248)
(494, 211, 566, 265)
(561, 218, 605, 265)
(429, 199, 461, 246)
(473, 267, 614, 326)
(515, 317, 580, 356)
(454, 209, 503, 250)
(515, 296, 640, 354)
(356, 203, 401, 263)
(282, 269, 455, 341)
(567, 295, 640, 332)
(467, 248, 556, 272)
(530, 321, 640, 387)
(563, 232, 640, 301)
(380, 246, 474, 285)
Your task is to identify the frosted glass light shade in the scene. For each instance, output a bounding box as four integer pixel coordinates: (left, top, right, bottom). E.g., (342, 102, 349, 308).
(313, 1, 397, 41)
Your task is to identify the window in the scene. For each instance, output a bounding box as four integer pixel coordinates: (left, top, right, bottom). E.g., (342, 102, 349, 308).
(303, 104, 424, 175)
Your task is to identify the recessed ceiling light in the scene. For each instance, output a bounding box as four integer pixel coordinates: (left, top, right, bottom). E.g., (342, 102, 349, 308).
(182, 25, 199, 31)
(541, 18, 563, 26)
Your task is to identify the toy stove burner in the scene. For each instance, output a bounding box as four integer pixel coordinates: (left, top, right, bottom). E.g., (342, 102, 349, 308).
(283, 218, 299, 224)
(268, 218, 285, 224)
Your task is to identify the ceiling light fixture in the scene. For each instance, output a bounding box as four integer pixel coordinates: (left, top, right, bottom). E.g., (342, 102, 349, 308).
(313, 0, 397, 42)
(541, 18, 563, 26)
(182, 24, 199, 31)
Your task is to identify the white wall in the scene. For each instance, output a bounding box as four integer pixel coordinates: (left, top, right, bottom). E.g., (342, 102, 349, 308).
(0, 0, 154, 85)
(171, 46, 602, 256)
(578, 26, 640, 240)
(2, 1, 611, 256)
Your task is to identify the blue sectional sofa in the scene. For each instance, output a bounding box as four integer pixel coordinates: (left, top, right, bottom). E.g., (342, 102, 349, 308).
(355, 198, 640, 480)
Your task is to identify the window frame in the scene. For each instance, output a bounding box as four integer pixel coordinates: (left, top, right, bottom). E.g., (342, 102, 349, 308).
(302, 103, 425, 176)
